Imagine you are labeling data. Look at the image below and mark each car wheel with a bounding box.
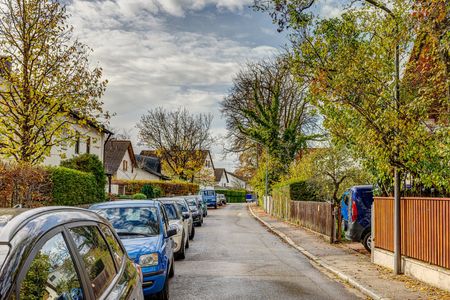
[214,204,217,209]
[197,221,202,227]
[169,258,175,278]
[176,233,186,260]
[189,225,195,240]
[362,231,372,252]
[155,275,169,300]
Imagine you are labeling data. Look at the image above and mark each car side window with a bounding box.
[99,224,125,267]
[19,233,83,300]
[160,206,169,233]
[69,226,117,298]
[343,193,350,206]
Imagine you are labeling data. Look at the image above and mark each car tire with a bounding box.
[189,226,195,240]
[176,233,186,260]
[155,275,169,300]
[197,221,202,227]
[186,236,189,249]
[214,204,217,209]
[169,259,174,278]
[362,231,372,252]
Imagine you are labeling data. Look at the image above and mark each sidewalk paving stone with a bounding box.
[249,204,450,300]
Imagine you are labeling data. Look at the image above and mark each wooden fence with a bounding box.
[290,201,334,238]
[374,197,450,269]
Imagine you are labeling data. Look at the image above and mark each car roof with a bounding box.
[350,185,373,191]
[0,206,103,243]
[90,200,159,209]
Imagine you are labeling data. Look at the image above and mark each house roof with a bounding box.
[214,168,228,183]
[226,171,246,183]
[135,155,170,180]
[104,140,136,175]
[69,111,113,135]
[140,149,214,168]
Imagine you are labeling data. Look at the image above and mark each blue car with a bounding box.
[200,188,218,208]
[91,200,176,299]
[341,185,374,251]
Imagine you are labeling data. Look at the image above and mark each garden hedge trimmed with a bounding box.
[215,189,247,203]
[113,180,199,197]
[273,179,319,202]
[49,167,99,206]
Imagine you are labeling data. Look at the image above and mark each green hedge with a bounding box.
[113,180,199,197]
[49,167,99,206]
[132,193,147,199]
[215,189,247,203]
[289,181,319,201]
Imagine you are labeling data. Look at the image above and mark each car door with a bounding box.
[160,205,174,266]
[16,227,92,300]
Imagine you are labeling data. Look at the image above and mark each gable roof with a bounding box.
[135,154,170,180]
[104,140,136,175]
[140,149,214,168]
[214,168,228,183]
[226,171,246,183]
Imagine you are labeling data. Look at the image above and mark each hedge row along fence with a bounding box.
[215,189,247,203]
[0,164,102,208]
[112,180,199,197]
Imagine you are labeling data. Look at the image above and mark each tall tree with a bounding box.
[137,107,213,181]
[0,0,108,165]
[221,57,321,181]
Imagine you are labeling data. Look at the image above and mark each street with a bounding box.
[171,204,360,300]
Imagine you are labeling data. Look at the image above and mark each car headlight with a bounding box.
[139,253,159,267]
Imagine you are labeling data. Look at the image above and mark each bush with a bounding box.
[49,167,98,206]
[113,180,199,196]
[61,154,106,201]
[215,189,247,203]
[141,184,163,199]
[273,179,319,202]
[132,193,147,199]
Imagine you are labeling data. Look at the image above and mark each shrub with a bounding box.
[61,154,106,201]
[141,184,163,199]
[113,180,199,196]
[273,179,319,202]
[215,189,247,203]
[132,193,147,199]
[49,167,98,206]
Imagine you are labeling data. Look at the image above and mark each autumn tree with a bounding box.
[221,57,321,184]
[137,107,213,182]
[0,0,108,165]
[255,0,450,194]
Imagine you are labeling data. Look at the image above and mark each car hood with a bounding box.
[121,236,162,261]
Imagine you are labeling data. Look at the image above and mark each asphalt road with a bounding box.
[170,204,361,300]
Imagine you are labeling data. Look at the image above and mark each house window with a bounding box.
[74,135,80,154]
[123,160,128,171]
[86,137,91,154]
[205,160,210,168]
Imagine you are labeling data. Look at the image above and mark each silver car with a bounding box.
[157,197,195,240]
[161,201,189,259]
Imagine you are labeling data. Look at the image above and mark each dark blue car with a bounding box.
[91,200,176,300]
[341,185,374,251]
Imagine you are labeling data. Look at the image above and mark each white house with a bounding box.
[42,113,113,166]
[214,168,229,188]
[214,168,247,189]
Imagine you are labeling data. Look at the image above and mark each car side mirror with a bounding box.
[182,213,189,220]
[167,227,177,238]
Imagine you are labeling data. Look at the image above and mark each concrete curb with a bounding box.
[248,204,389,300]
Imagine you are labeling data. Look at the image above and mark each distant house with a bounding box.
[214,168,247,189]
[43,112,113,166]
[135,154,170,181]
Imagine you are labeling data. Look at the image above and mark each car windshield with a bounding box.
[95,207,159,237]
[176,202,189,213]
[186,199,197,206]
[202,190,215,196]
[163,203,179,220]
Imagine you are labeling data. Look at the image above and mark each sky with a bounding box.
[67,0,342,171]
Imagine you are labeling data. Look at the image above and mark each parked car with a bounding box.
[161,201,189,259]
[217,193,227,205]
[185,197,203,226]
[246,193,256,203]
[158,197,195,240]
[186,195,207,217]
[90,200,176,299]
[0,207,144,300]
[341,185,374,251]
[200,188,218,209]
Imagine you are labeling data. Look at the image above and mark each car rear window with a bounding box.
[163,204,179,220]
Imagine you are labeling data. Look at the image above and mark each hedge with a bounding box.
[215,189,247,203]
[273,179,319,202]
[49,167,99,206]
[113,180,199,197]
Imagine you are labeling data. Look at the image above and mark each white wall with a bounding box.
[218,173,228,187]
[134,168,161,181]
[114,149,135,180]
[227,173,247,189]
[43,123,106,166]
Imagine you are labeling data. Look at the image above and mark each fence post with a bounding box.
[331,203,335,244]
[371,202,375,263]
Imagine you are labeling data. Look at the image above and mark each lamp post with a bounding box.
[365,0,402,275]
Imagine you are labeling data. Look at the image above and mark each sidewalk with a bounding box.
[249,204,450,300]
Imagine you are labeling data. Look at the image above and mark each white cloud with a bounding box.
[68,0,276,169]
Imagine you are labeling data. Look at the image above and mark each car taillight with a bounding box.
[352,202,358,222]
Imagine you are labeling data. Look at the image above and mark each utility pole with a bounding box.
[365,0,402,274]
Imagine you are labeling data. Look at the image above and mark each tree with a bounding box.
[137,107,213,181]
[0,0,108,165]
[221,57,321,183]
[255,0,450,194]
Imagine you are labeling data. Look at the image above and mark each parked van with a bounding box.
[341,185,374,251]
[200,188,218,209]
